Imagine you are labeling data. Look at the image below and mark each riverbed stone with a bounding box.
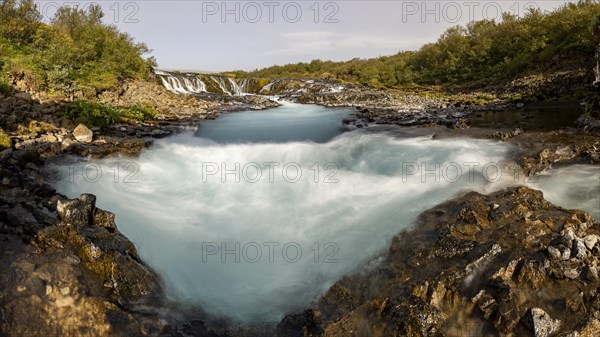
[585,235,599,250]
[278,187,600,336]
[528,307,561,337]
[72,124,93,143]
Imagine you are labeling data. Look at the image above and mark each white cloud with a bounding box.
[266,31,430,57]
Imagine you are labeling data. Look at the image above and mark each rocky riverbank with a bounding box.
[0,82,218,336]
[277,186,600,336]
[1,73,600,337]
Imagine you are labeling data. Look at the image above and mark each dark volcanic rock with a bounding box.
[277,187,600,337]
[2,74,600,337]
[507,130,600,175]
[0,145,187,337]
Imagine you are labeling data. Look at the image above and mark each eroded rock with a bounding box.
[72,124,93,143]
[277,187,600,337]
[527,307,561,337]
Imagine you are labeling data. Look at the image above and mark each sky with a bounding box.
[35,0,578,72]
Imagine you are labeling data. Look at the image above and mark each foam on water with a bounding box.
[528,165,600,219]
[50,104,600,324]
[52,131,518,323]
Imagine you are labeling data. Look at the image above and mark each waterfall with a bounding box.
[227,77,242,96]
[154,70,253,96]
[594,48,600,86]
[155,71,208,94]
[208,75,232,95]
[182,77,207,93]
[237,78,251,95]
[261,82,274,93]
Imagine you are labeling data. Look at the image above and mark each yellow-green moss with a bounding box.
[0,128,12,149]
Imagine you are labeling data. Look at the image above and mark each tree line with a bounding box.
[232,1,600,88]
[0,0,155,95]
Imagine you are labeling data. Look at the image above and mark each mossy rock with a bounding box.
[0,128,12,149]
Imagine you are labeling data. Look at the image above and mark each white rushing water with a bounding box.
[210,76,232,95]
[529,165,600,219]
[155,71,250,96]
[158,74,207,94]
[50,103,600,324]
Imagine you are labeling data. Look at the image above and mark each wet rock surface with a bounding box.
[288,88,500,129]
[1,74,599,336]
[215,94,281,113]
[507,130,600,175]
[276,187,600,337]
[0,86,226,336]
[0,148,174,336]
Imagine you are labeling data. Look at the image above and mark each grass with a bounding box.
[0,76,13,96]
[64,101,158,127]
[0,128,12,149]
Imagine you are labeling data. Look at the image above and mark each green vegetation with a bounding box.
[0,0,156,94]
[118,103,158,123]
[0,128,11,148]
[0,73,12,96]
[64,101,157,127]
[233,1,600,88]
[0,1,159,124]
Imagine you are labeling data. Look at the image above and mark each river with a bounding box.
[50,101,600,324]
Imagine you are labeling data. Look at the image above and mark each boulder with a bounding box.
[56,194,96,228]
[14,92,32,101]
[72,124,93,143]
[528,308,561,337]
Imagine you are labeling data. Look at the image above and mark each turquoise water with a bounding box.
[195,101,352,143]
[50,102,599,324]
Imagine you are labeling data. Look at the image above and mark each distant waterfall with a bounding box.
[155,70,249,96]
[155,70,208,94]
[238,78,251,94]
[227,77,245,96]
[208,76,232,95]
[595,45,600,86]
[595,23,600,86]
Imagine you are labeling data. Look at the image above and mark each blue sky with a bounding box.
[35,1,576,72]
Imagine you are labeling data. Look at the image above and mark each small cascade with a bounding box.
[155,70,254,96]
[594,23,600,86]
[594,48,600,86]
[237,78,251,95]
[208,76,232,95]
[227,77,245,96]
[155,71,208,94]
[261,82,274,93]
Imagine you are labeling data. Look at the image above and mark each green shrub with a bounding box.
[64,101,157,127]
[0,75,13,96]
[0,128,12,149]
[236,2,600,88]
[118,103,157,123]
[0,81,12,96]
[64,101,120,127]
[584,98,600,118]
[0,2,155,94]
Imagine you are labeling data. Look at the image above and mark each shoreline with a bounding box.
[1,80,599,336]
